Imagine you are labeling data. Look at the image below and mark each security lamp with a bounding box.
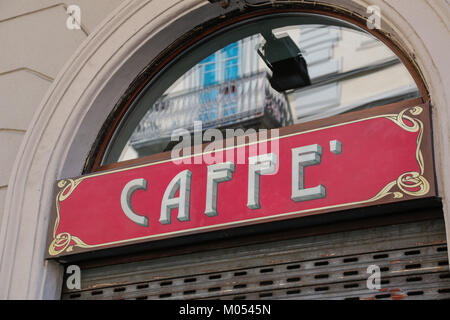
[257,31,311,92]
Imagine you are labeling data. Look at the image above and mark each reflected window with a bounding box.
[101,14,420,165]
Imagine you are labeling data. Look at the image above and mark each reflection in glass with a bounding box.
[107,19,419,164]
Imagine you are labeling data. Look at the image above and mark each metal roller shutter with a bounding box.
[63,218,449,300]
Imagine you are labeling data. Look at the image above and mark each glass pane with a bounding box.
[103,14,419,165]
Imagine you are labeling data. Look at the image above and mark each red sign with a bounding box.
[47,103,435,258]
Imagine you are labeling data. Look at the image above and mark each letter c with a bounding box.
[120,178,149,227]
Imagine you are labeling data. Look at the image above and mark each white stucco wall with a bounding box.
[0,0,125,227]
